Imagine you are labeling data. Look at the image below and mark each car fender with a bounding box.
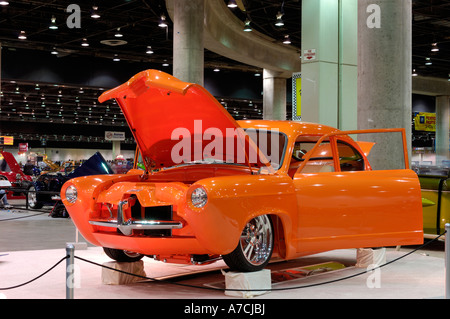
[184,174,297,255]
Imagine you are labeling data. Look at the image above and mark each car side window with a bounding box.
[289,138,335,176]
[337,141,365,172]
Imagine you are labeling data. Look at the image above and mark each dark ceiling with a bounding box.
[1,0,448,77]
[0,0,449,149]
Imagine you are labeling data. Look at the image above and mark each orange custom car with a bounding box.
[61,70,423,272]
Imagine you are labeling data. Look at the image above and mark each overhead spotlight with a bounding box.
[275,12,284,27]
[91,6,100,19]
[283,35,291,44]
[243,19,252,32]
[18,31,27,40]
[431,42,439,52]
[113,54,120,62]
[114,28,123,38]
[227,0,238,8]
[51,47,59,55]
[213,67,220,72]
[146,46,154,54]
[49,16,58,30]
[81,38,89,47]
[425,57,432,66]
[412,69,418,77]
[158,15,168,28]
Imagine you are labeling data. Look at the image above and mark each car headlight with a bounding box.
[65,185,78,204]
[191,187,207,208]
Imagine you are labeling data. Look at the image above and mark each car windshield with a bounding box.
[166,128,287,171]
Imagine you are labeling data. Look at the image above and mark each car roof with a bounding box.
[237,120,339,139]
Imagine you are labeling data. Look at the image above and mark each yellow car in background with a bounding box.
[417,167,450,237]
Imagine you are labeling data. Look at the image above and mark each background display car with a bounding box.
[28,152,114,210]
[415,166,450,237]
[0,151,32,199]
[61,70,423,272]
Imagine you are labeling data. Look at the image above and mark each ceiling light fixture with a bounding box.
[425,57,432,66]
[412,69,418,77]
[49,16,58,30]
[431,42,439,52]
[113,54,120,62]
[51,47,58,55]
[91,6,100,19]
[283,35,291,44]
[158,15,168,28]
[81,38,89,47]
[227,0,238,8]
[243,19,252,32]
[18,31,27,40]
[213,67,220,72]
[275,12,284,27]
[114,28,123,38]
[146,46,154,54]
[0,1,9,5]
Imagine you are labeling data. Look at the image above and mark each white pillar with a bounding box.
[172,0,204,85]
[263,69,287,120]
[436,96,450,165]
[358,0,412,169]
[112,140,121,160]
[301,0,357,130]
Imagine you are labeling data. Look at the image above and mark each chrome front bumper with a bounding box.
[89,199,183,236]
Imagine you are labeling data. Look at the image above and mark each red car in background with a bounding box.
[0,151,32,199]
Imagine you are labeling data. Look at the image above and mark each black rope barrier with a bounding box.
[0,231,446,293]
[0,256,68,290]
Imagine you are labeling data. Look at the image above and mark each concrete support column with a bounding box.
[112,140,121,160]
[301,0,357,130]
[436,96,450,165]
[358,0,412,169]
[172,0,204,85]
[263,69,287,120]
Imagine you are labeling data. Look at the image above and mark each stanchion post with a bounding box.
[66,243,75,299]
[446,224,450,299]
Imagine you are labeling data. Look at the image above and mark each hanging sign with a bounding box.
[105,131,126,141]
[414,112,435,132]
[0,136,14,145]
[19,143,28,153]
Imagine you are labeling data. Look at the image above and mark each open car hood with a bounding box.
[1,151,25,176]
[99,70,268,171]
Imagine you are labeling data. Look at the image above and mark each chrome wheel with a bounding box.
[223,214,274,272]
[27,185,43,209]
[240,215,273,266]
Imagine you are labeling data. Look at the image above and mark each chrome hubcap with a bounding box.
[28,187,36,205]
[123,250,141,258]
[239,215,273,266]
